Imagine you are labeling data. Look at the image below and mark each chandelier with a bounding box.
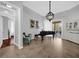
[46,1,54,21]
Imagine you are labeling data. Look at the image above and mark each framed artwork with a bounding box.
[30,20,35,28]
[66,22,73,30]
[36,21,39,28]
[66,20,79,34]
[69,22,72,29]
[74,22,77,29]
[66,22,68,30]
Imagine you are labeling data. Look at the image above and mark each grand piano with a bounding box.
[36,31,56,41]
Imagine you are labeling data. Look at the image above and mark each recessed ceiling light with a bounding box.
[6,4,12,8]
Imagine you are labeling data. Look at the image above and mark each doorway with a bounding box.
[0,2,16,48]
[52,21,62,37]
[0,2,23,49]
[8,19,15,45]
[1,16,15,48]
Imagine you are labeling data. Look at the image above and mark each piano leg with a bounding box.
[53,34,54,39]
[41,36,44,41]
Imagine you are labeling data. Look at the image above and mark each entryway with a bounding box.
[52,21,62,38]
[0,9,15,48]
[0,2,22,49]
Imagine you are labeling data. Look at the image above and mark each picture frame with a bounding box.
[74,22,77,29]
[69,22,72,29]
[66,21,79,32]
[36,21,39,29]
[30,20,35,28]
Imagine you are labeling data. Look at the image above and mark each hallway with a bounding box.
[0,37,79,58]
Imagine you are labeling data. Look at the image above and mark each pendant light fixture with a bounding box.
[46,1,54,21]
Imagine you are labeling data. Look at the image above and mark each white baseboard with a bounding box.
[18,46,23,49]
[62,38,79,44]
[14,43,23,49]
[14,43,18,47]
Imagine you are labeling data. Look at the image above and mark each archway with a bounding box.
[0,2,23,49]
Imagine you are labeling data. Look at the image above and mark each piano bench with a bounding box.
[34,34,39,40]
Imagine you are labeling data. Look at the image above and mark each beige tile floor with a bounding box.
[0,37,79,58]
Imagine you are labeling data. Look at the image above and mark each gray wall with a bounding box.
[55,5,79,44]
[9,2,45,49]
[22,6,44,39]
[2,16,8,40]
[0,16,3,42]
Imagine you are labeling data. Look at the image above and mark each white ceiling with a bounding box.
[23,1,79,17]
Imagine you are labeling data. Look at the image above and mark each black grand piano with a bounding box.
[35,31,56,41]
